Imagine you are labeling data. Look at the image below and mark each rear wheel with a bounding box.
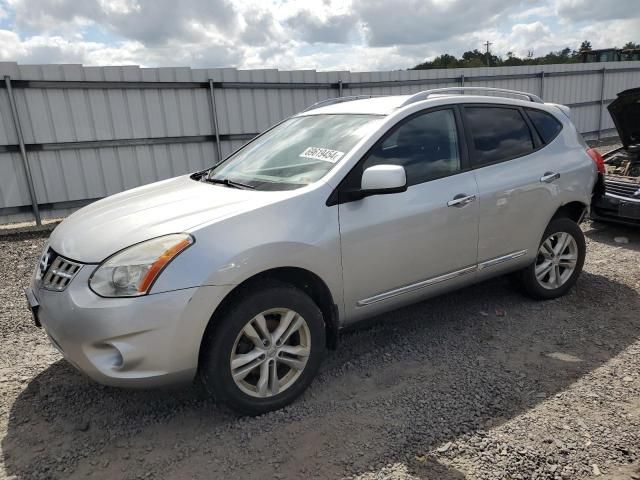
[520,218,586,300]
[200,281,326,415]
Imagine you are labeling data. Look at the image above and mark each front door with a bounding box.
[337,107,479,322]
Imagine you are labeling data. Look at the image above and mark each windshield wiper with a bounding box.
[204,177,256,190]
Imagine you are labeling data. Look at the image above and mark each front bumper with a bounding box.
[28,266,233,388]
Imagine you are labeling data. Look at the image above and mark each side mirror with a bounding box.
[360,164,407,195]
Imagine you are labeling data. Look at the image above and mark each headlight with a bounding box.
[89,234,194,297]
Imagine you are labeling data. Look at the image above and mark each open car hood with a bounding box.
[608,87,640,148]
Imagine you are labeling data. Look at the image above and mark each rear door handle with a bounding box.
[540,172,561,183]
[447,194,476,207]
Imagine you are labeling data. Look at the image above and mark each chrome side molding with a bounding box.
[477,249,527,270]
[357,265,477,306]
[357,250,528,307]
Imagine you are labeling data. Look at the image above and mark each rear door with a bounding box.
[461,104,562,271]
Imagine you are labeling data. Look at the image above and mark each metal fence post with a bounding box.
[208,79,223,164]
[4,75,41,225]
[597,67,606,140]
[539,71,545,100]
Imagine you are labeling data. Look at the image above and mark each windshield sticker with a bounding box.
[299,147,344,163]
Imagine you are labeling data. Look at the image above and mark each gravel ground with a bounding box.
[1,192,639,478]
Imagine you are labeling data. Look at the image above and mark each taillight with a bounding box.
[587,148,605,174]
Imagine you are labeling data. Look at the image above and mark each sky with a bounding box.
[0,0,638,72]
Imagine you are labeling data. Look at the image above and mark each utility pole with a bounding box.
[484,40,492,66]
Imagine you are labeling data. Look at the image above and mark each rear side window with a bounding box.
[525,108,563,144]
[464,106,534,166]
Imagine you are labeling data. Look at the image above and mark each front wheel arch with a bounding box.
[198,279,326,414]
[198,267,339,368]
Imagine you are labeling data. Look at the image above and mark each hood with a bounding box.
[608,87,640,148]
[49,175,285,262]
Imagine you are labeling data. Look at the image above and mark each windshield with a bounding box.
[207,114,383,190]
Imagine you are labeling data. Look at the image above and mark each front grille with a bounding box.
[604,179,640,200]
[42,254,82,291]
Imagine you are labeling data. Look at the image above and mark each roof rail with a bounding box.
[302,95,389,113]
[399,87,544,107]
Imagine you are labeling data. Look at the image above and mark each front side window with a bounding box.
[362,109,461,186]
[464,106,534,166]
[208,114,383,190]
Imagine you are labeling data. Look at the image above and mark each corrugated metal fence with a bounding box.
[1,61,639,224]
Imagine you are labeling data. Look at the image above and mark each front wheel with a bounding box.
[520,217,586,300]
[199,281,326,415]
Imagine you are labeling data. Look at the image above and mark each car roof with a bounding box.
[298,93,549,116]
[299,95,411,116]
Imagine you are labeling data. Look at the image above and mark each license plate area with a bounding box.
[619,201,640,219]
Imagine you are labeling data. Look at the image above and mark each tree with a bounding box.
[580,40,592,51]
[409,40,613,70]
[503,51,524,66]
[622,41,640,50]
[431,53,459,69]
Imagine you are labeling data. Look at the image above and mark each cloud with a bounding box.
[7,0,102,32]
[556,0,639,22]
[0,0,638,72]
[0,30,95,64]
[285,10,358,44]
[0,29,243,68]
[240,9,282,46]
[510,5,554,20]
[353,0,523,46]
[8,0,239,45]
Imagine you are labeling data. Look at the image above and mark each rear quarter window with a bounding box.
[463,106,534,166]
[525,108,563,144]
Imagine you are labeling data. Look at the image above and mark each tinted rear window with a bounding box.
[464,106,534,166]
[525,108,563,144]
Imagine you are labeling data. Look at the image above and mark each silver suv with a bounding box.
[26,88,599,415]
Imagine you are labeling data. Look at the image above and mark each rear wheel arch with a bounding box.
[551,201,588,224]
[519,217,586,300]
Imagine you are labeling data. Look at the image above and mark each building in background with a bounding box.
[581,48,640,63]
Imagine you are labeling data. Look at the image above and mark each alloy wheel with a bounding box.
[535,231,579,290]
[230,308,311,398]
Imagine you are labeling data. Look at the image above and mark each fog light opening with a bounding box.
[95,343,124,370]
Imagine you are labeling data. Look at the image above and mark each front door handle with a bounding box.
[447,194,476,207]
[540,171,561,183]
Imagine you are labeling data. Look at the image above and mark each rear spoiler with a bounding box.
[547,103,571,119]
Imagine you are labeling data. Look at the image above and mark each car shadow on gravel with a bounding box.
[3,270,640,479]
[585,220,640,251]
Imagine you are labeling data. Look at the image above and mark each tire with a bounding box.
[199,280,326,415]
[520,217,586,300]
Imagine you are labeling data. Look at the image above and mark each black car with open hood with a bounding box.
[592,88,640,225]
[608,87,640,148]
